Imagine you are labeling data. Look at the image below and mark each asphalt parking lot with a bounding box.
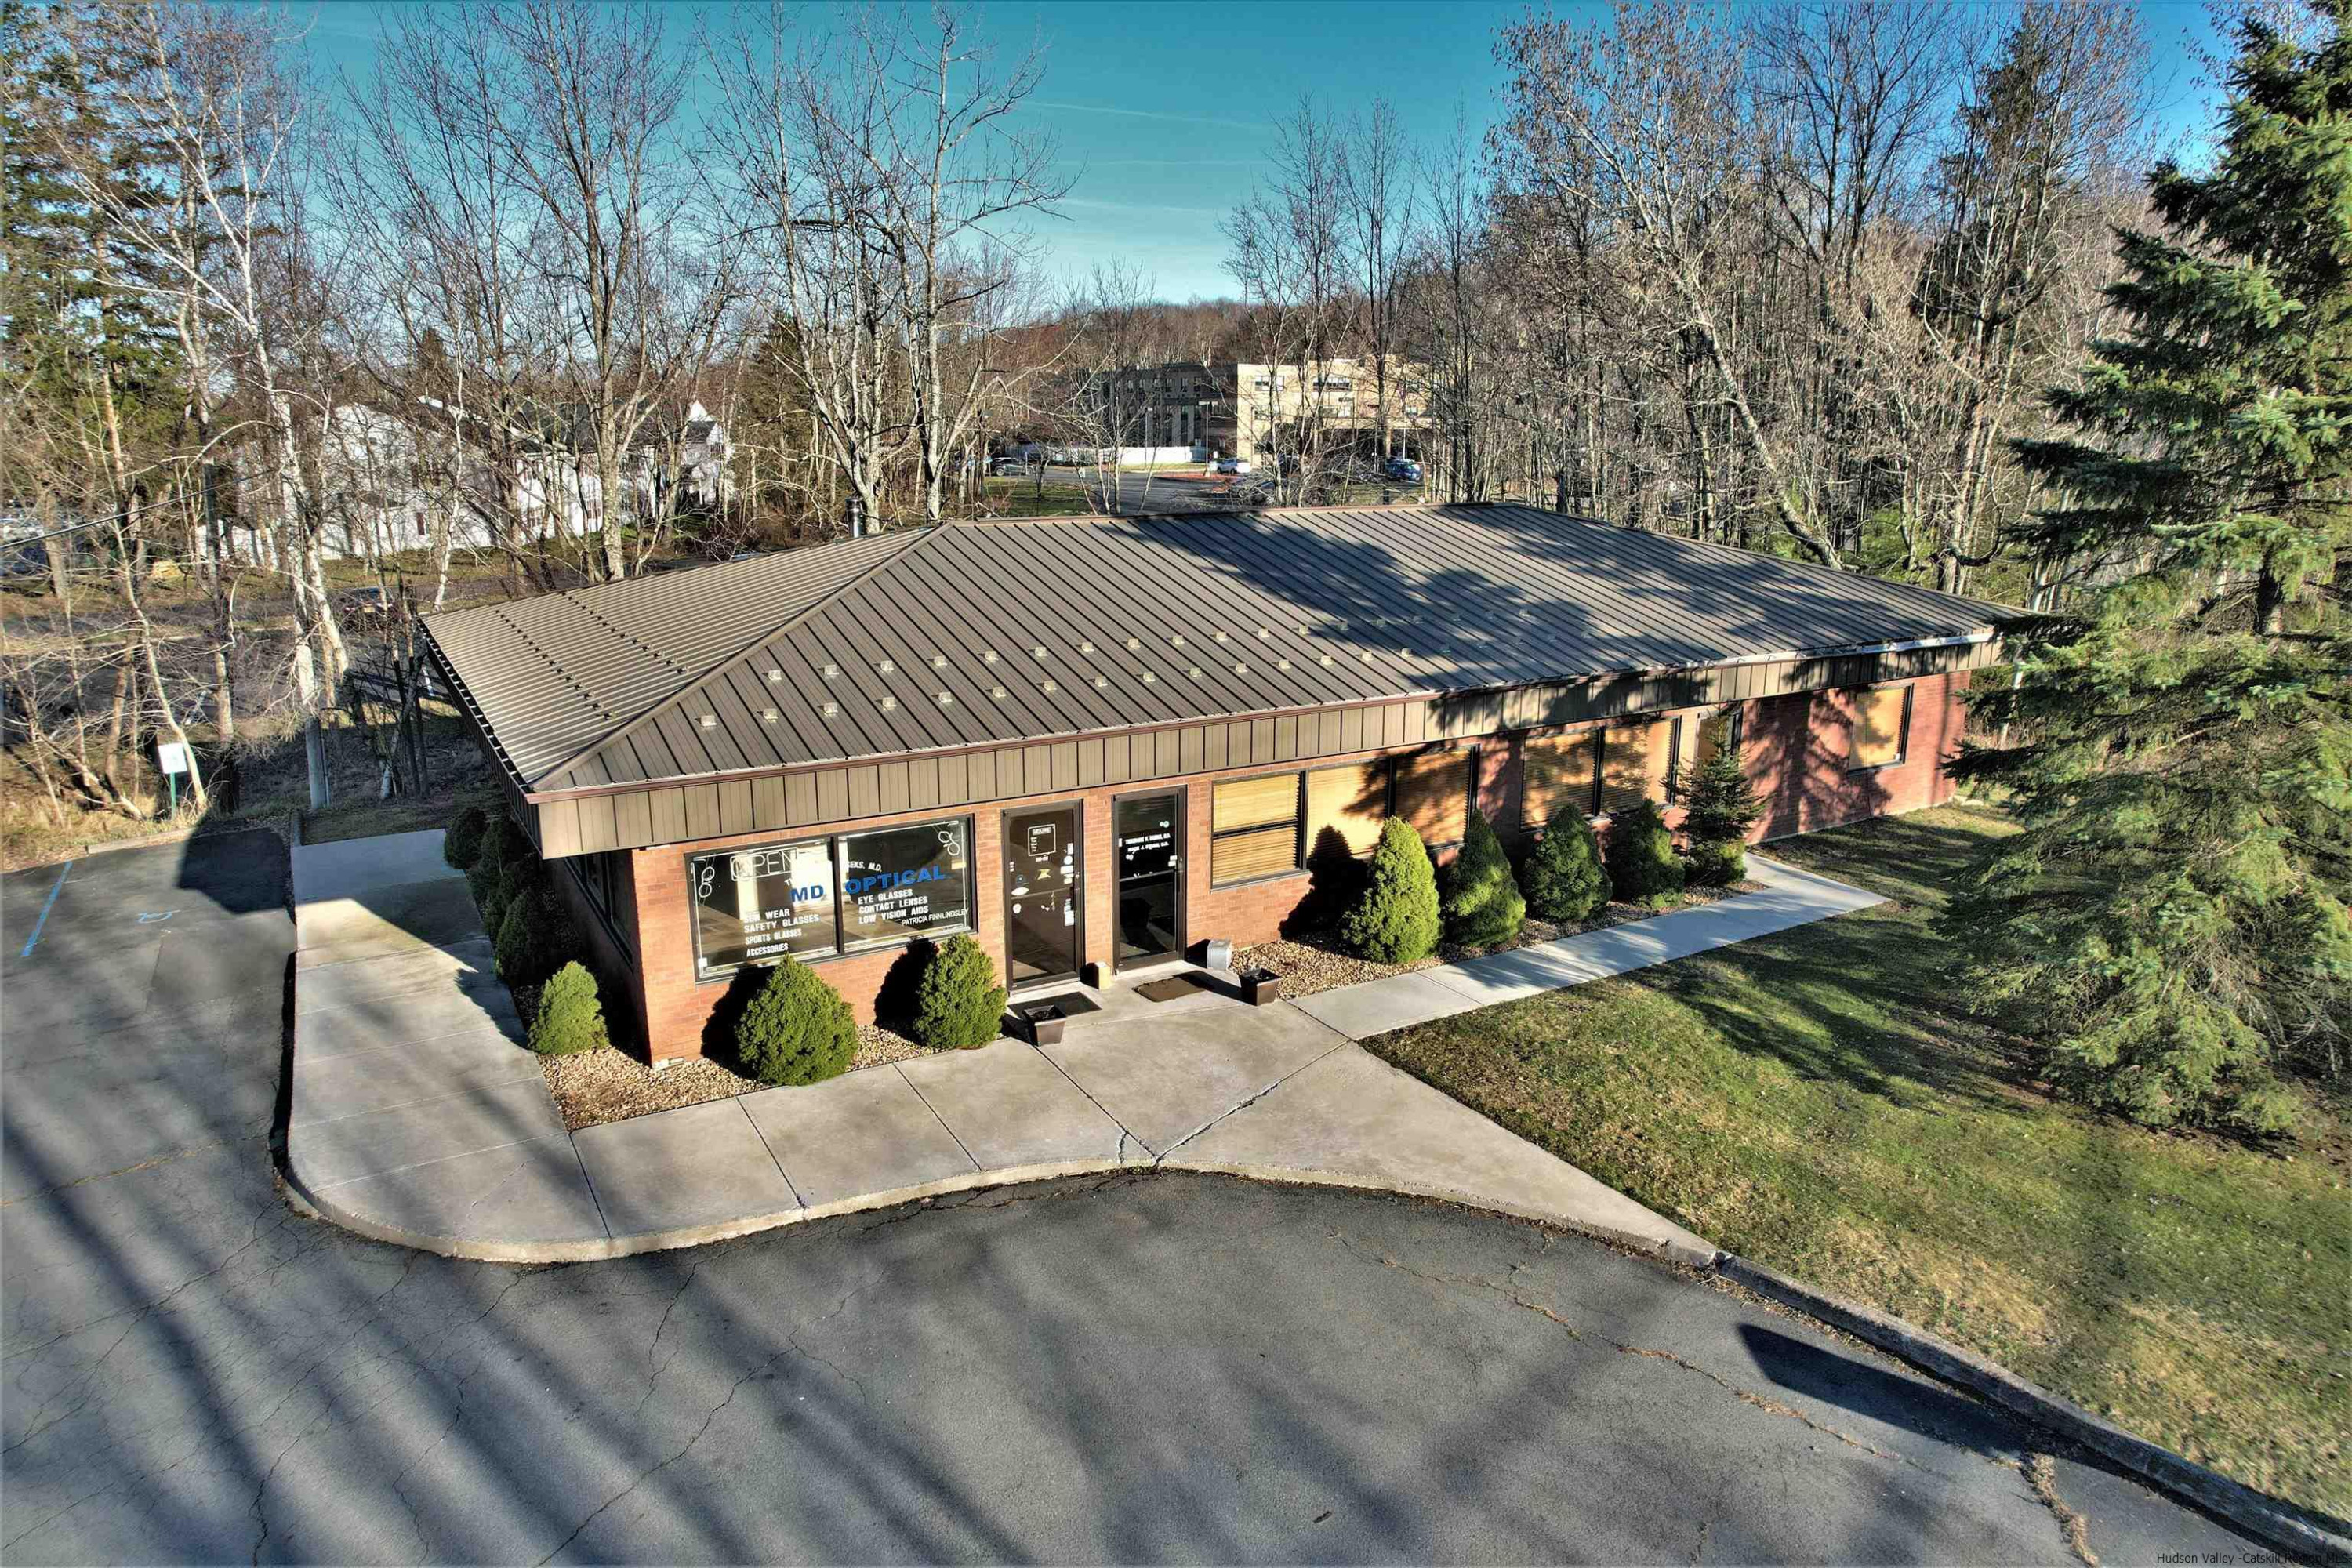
[0,832,2264,1563]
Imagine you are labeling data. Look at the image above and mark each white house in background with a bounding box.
[290,397,734,561]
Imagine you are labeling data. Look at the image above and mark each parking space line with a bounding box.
[19,862,68,958]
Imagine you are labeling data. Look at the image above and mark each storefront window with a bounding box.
[688,837,837,978]
[837,819,974,952]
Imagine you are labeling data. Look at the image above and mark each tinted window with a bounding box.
[838,819,973,952]
[688,837,837,978]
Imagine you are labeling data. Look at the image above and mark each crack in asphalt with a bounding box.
[2028,1452,2101,1566]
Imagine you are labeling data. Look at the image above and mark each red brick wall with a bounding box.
[600,673,1967,1060]
[1744,672,1966,841]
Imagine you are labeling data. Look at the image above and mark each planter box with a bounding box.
[1240,970,1283,1006]
[1025,1008,1067,1047]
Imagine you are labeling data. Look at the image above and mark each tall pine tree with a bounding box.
[1955,3,2352,1133]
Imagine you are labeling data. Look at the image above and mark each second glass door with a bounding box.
[1113,793,1183,969]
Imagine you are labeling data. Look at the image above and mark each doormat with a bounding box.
[1014,991,1102,1021]
[1134,972,1214,1003]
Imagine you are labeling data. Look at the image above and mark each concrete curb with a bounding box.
[279,1145,1712,1269]
[1715,1254,2352,1566]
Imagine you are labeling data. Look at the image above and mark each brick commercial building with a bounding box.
[423,504,2007,1062]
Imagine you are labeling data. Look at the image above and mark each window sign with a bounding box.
[689,837,837,978]
[837,819,973,952]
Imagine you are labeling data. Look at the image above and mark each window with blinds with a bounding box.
[1395,750,1472,845]
[1521,731,1600,826]
[1599,720,1668,816]
[1849,685,1911,770]
[1305,760,1388,858]
[1210,772,1302,884]
[1668,708,1739,803]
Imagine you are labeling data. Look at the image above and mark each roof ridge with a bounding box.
[519,526,938,787]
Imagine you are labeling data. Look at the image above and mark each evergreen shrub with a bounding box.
[908,935,1007,1050]
[1606,798,1686,908]
[528,961,608,1055]
[1441,808,1525,948]
[443,806,488,871]
[1520,808,1613,922]
[732,956,857,1086]
[1339,818,1442,964]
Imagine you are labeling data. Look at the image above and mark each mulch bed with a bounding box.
[1239,879,1764,1002]
[535,1020,935,1132]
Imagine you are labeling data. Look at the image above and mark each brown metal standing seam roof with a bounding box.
[422,504,2009,798]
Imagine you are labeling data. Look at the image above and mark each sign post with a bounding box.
[156,740,188,816]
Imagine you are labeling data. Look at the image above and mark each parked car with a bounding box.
[1381,456,1423,484]
[1211,456,1253,477]
[339,585,390,617]
[987,456,1029,477]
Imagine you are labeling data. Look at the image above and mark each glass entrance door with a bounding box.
[1113,793,1183,969]
[1004,805,1082,985]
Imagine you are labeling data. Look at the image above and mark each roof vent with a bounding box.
[879,695,898,712]
[699,713,717,728]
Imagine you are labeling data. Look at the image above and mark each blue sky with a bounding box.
[294,0,2237,303]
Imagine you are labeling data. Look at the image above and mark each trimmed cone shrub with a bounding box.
[909,934,1007,1050]
[444,806,488,871]
[1606,797,1686,908]
[466,818,506,906]
[1441,807,1525,948]
[1521,807,1612,922]
[733,955,857,1087]
[529,961,608,1055]
[1339,818,1442,964]
[494,886,568,988]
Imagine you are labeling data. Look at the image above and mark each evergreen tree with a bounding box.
[1521,807,1612,921]
[529,962,608,1056]
[909,935,1007,1050]
[1605,798,1686,908]
[1677,747,1762,887]
[1957,7,2352,1133]
[1440,807,1526,948]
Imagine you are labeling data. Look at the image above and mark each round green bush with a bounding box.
[1441,807,1525,948]
[494,886,568,989]
[1686,837,1746,889]
[529,961,608,1055]
[1339,818,1442,964]
[443,805,488,871]
[1606,797,1686,908]
[733,956,857,1087]
[909,935,1007,1050]
[1521,806,1613,921]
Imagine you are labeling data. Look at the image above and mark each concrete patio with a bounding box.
[283,832,1878,1265]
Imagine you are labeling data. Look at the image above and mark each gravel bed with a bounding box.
[539,1022,935,1132]
[1239,879,1767,1001]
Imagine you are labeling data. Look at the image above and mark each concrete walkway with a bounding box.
[285,835,1880,1265]
[1293,852,1884,1040]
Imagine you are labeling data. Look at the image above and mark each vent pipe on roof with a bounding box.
[845,495,866,539]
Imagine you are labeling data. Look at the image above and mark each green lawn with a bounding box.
[1363,804,2350,1520]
